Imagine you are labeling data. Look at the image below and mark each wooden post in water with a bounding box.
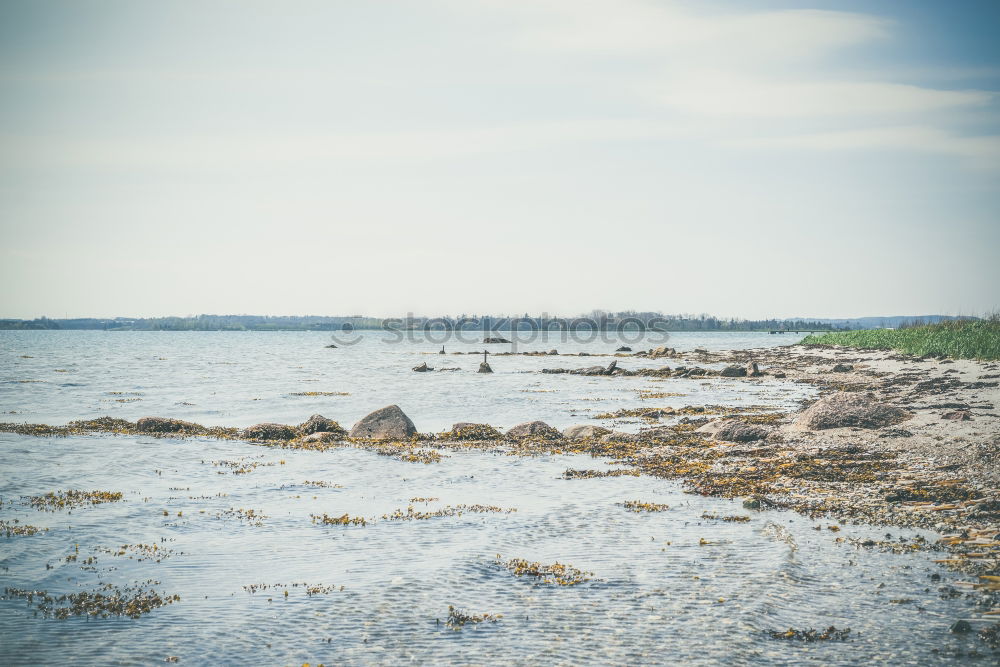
[479,349,493,373]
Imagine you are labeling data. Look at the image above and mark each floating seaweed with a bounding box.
[3,583,179,619]
[620,500,670,512]
[768,626,852,641]
[0,520,47,537]
[311,513,367,527]
[446,605,502,630]
[217,508,267,526]
[701,513,751,522]
[27,490,124,512]
[381,504,515,521]
[496,556,593,586]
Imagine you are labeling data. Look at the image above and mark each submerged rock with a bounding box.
[562,424,611,440]
[136,417,203,434]
[298,414,346,436]
[795,392,910,430]
[240,423,298,440]
[300,431,343,444]
[349,405,417,440]
[507,421,562,440]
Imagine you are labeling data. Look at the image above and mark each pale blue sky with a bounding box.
[1,0,998,319]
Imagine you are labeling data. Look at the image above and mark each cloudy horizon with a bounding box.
[1,0,998,320]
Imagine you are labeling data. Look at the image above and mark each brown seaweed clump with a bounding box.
[446,605,502,630]
[381,504,515,521]
[27,490,124,511]
[0,520,48,537]
[620,500,670,512]
[310,513,367,527]
[497,556,593,586]
[3,584,180,619]
[768,626,852,641]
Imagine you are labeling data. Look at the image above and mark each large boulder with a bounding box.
[241,423,298,440]
[715,421,771,442]
[795,392,910,430]
[562,424,611,440]
[348,405,417,440]
[507,421,562,440]
[136,417,204,434]
[298,414,346,436]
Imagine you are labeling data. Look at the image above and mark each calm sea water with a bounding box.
[0,331,983,665]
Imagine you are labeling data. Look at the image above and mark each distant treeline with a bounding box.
[0,312,845,332]
[0,312,978,332]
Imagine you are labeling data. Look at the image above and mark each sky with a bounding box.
[1,0,998,320]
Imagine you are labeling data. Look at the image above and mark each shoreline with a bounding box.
[3,342,998,646]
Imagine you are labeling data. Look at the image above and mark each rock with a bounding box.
[795,392,910,430]
[642,409,673,419]
[720,365,747,377]
[715,421,771,442]
[325,344,337,349]
[135,417,203,433]
[942,410,972,421]
[832,363,854,372]
[694,348,708,354]
[300,431,342,444]
[950,620,972,633]
[548,349,558,355]
[412,362,432,372]
[649,346,676,358]
[298,414,345,436]
[240,423,298,440]
[483,337,511,344]
[562,424,611,440]
[507,421,562,440]
[742,497,762,510]
[445,423,504,440]
[746,361,762,377]
[348,405,417,440]
[478,362,494,374]
[771,371,787,378]
[615,346,632,352]
[605,360,618,374]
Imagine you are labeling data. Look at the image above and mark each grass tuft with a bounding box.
[801,319,1000,360]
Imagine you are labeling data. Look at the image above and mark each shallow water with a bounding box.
[0,332,986,665]
[1,330,808,432]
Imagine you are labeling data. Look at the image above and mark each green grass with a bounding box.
[800,319,1000,360]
